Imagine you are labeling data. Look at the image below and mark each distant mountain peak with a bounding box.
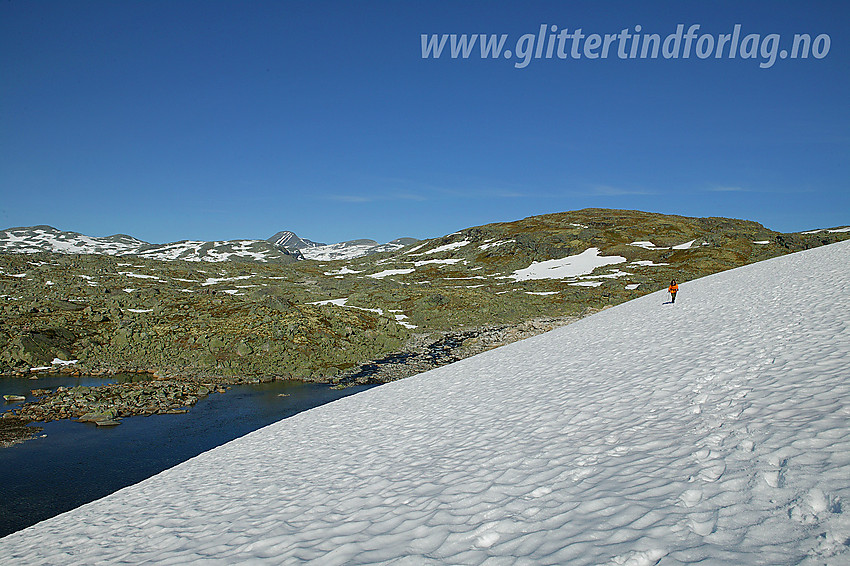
[267,231,420,261]
[266,231,325,251]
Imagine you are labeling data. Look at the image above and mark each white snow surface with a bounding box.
[801,227,850,235]
[510,248,626,281]
[366,268,415,279]
[672,240,697,250]
[324,266,363,276]
[422,240,471,255]
[118,271,161,280]
[479,239,514,250]
[3,241,850,565]
[394,314,418,329]
[629,240,698,251]
[628,241,660,249]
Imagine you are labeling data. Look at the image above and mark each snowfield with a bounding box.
[301,241,408,262]
[2,241,849,565]
[509,248,626,281]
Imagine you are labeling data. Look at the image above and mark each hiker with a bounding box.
[668,279,678,303]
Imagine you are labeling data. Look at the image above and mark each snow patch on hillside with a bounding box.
[629,240,699,251]
[479,239,514,250]
[510,248,626,281]
[308,298,417,328]
[323,266,362,276]
[801,227,850,234]
[366,268,415,279]
[672,239,696,250]
[301,240,408,261]
[422,240,471,255]
[630,259,669,267]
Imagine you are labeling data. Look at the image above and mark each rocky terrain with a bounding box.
[330,315,584,386]
[2,209,848,445]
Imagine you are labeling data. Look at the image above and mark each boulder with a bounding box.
[112,329,130,348]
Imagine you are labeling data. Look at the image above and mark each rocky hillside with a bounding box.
[299,208,849,330]
[1,209,847,383]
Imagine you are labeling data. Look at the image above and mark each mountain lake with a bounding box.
[0,375,374,537]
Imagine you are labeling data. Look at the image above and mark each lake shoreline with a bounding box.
[1,314,584,448]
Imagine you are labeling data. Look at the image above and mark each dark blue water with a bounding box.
[0,377,374,537]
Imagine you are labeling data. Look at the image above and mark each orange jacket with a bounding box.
[669,283,679,293]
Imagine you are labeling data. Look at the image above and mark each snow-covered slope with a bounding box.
[2,241,849,565]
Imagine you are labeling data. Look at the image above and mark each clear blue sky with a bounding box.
[2,1,848,244]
